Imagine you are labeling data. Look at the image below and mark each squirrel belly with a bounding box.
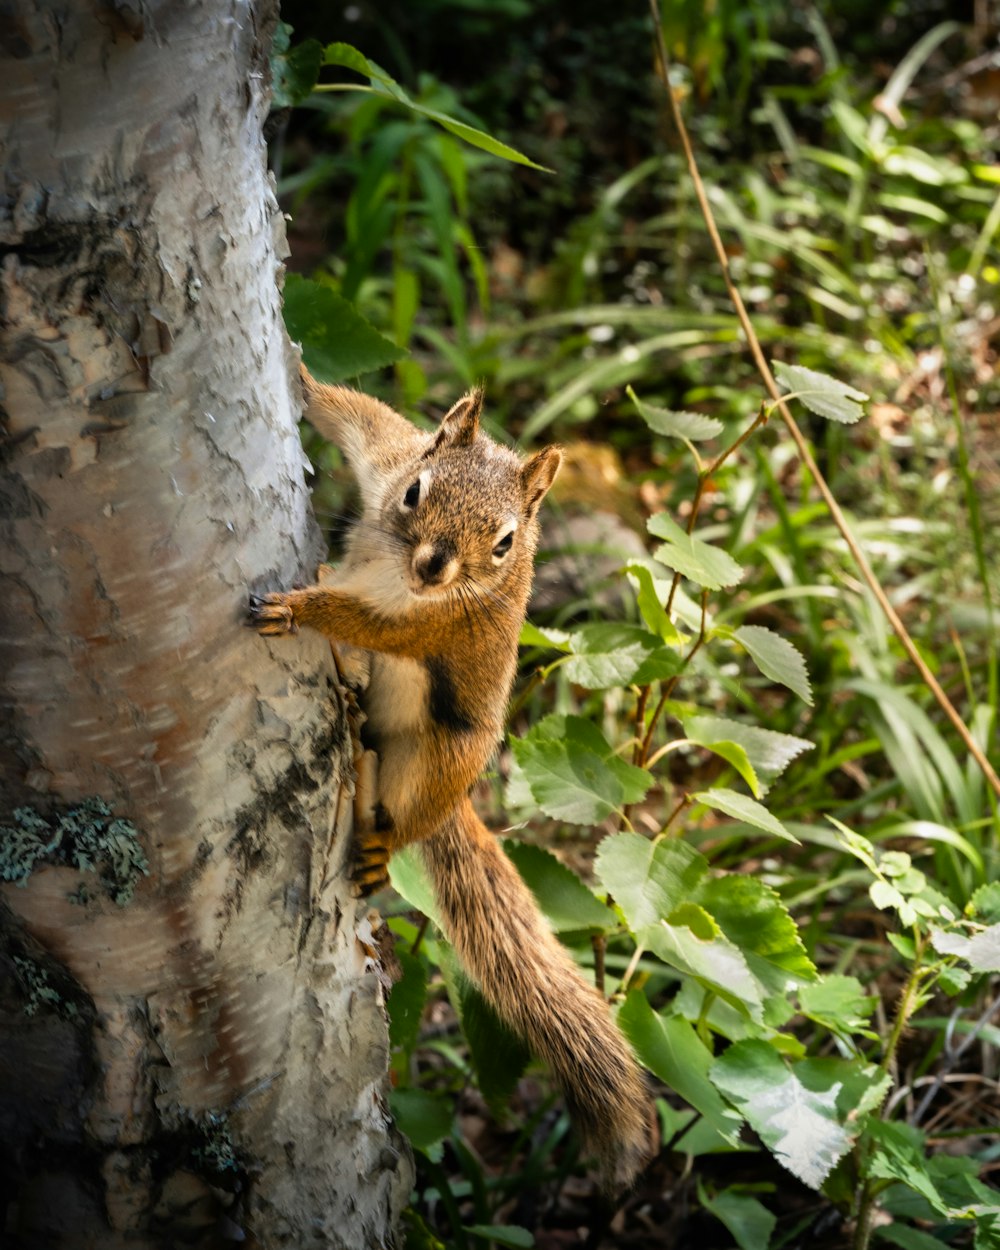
[422,799,651,1189]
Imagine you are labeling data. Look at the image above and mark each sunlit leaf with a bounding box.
[685,715,814,790]
[711,1042,890,1189]
[648,513,744,590]
[694,788,798,843]
[595,832,706,934]
[628,386,724,441]
[734,625,813,704]
[772,361,868,424]
[650,912,765,1020]
[626,562,685,644]
[930,924,1000,973]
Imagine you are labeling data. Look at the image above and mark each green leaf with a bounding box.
[618,993,744,1148]
[648,513,744,590]
[799,975,878,1037]
[519,621,572,651]
[271,26,324,109]
[733,625,813,705]
[503,840,616,933]
[463,1226,534,1249]
[649,910,764,1020]
[694,788,798,843]
[628,386,724,441]
[595,832,707,934]
[511,716,652,824]
[390,845,441,926]
[455,977,531,1114]
[711,1042,890,1189]
[390,1088,453,1152]
[970,882,1000,923]
[699,1186,777,1250]
[563,623,680,689]
[322,42,551,171]
[772,362,868,424]
[625,563,685,645]
[700,874,817,995]
[685,715,814,790]
[930,924,1000,973]
[387,948,428,1057]
[283,274,405,382]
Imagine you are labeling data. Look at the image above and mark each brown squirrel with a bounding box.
[249,367,650,1186]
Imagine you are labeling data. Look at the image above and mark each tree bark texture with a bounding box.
[0,3,411,1246]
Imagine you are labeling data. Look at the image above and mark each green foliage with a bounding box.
[275,8,1000,1245]
[0,798,149,905]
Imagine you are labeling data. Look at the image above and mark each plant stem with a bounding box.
[646,0,1000,801]
[853,935,927,1250]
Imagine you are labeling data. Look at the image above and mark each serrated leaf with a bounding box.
[694,788,798,843]
[648,513,744,590]
[511,716,652,824]
[734,625,813,705]
[503,840,616,933]
[618,992,743,1147]
[628,387,724,441]
[685,715,814,790]
[700,875,817,994]
[711,1042,889,1189]
[563,622,677,689]
[970,882,1000,923]
[649,913,764,1020]
[699,1186,777,1250]
[930,924,1000,972]
[284,274,405,381]
[595,832,707,934]
[799,975,878,1036]
[772,362,868,424]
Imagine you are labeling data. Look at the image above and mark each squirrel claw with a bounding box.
[248,592,298,636]
[351,841,391,896]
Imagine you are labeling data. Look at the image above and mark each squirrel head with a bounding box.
[376,388,562,605]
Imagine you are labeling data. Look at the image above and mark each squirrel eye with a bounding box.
[403,480,421,509]
[492,531,514,560]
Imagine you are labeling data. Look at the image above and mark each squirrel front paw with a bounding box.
[248,592,298,636]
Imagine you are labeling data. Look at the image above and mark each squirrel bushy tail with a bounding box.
[421,797,651,1188]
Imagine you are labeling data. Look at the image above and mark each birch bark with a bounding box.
[0,3,410,1245]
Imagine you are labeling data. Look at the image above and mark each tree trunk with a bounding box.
[0,3,411,1246]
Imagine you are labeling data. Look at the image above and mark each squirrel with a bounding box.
[249,366,650,1187]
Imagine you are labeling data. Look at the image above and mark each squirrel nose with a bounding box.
[413,539,457,587]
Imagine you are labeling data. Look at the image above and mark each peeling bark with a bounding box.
[0,3,411,1246]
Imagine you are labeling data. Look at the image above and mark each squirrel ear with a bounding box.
[426,386,484,455]
[521,445,562,516]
